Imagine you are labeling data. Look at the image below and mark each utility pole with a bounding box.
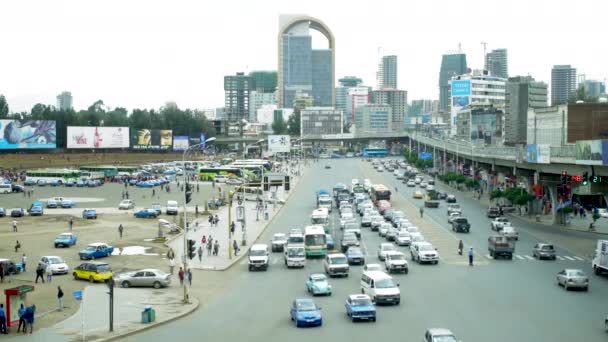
[107,278,114,332]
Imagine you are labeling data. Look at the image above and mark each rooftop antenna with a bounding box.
[457,43,462,53]
[481,41,488,70]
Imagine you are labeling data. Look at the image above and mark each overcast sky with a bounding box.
[2,0,607,113]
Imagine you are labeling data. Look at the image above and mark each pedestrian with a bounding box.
[169,257,175,275]
[178,267,184,286]
[15,240,21,253]
[233,240,239,256]
[214,214,219,227]
[152,188,156,197]
[420,207,424,218]
[46,263,53,282]
[186,268,192,286]
[24,305,35,334]
[35,263,45,283]
[213,240,219,256]
[69,217,73,231]
[231,221,236,235]
[197,245,203,262]
[12,220,17,232]
[126,190,129,199]
[212,179,215,188]
[57,286,64,311]
[195,205,199,217]
[17,304,25,333]
[202,235,207,246]
[196,183,200,193]
[21,253,26,272]
[0,304,6,334]
[468,247,474,266]
[118,224,124,238]
[208,214,213,227]
[207,240,212,256]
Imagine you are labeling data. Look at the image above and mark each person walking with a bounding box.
[233,240,239,256]
[69,217,73,231]
[201,235,207,246]
[24,305,35,334]
[206,240,212,256]
[12,220,18,232]
[46,263,53,283]
[197,245,203,263]
[17,304,25,333]
[15,240,21,253]
[195,205,199,217]
[196,183,200,193]
[468,247,474,266]
[231,221,236,236]
[118,224,124,239]
[21,254,27,272]
[214,214,220,228]
[419,207,424,218]
[168,257,175,275]
[178,267,184,286]
[458,240,464,255]
[35,263,45,283]
[0,304,6,334]
[208,214,213,227]
[213,240,219,256]
[57,286,64,311]
[186,268,192,286]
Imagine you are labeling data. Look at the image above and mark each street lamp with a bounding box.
[180,136,215,304]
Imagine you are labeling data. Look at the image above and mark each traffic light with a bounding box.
[185,182,193,204]
[582,171,589,185]
[187,239,196,259]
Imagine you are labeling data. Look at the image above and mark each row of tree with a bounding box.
[0,95,215,148]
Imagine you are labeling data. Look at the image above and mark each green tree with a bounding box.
[271,116,287,134]
[0,95,8,118]
[287,108,301,136]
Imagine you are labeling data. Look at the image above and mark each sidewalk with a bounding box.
[166,166,304,271]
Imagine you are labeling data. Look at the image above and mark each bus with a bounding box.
[370,184,391,204]
[227,163,264,178]
[116,166,138,175]
[80,166,118,177]
[311,208,331,233]
[25,169,81,184]
[233,159,272,171]
[198,167,244,181]
[304,225,327,257]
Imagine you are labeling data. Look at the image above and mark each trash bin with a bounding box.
[141,306,153,324]
[149,308,156,322]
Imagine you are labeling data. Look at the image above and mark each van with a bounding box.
[0,184,11,194]
[360,271,400,305]
[166,200,179,215]
[248,244,269,271]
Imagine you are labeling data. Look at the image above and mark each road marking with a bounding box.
[573,256,585,261]
[515,254,525,260]
[556,256,565,260]
[564,256,576,261]
[524,255,535,260]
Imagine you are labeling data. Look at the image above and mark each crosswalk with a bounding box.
[484,254,586,262]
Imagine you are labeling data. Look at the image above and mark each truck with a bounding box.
[316,189,333,212]
[488,235,515,259]
[451,217,471,233]
[424,190,440,208]
[592,240,608,275]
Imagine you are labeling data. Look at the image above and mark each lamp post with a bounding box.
[181,136,215,304]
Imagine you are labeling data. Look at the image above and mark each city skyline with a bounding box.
[2,0,607,113]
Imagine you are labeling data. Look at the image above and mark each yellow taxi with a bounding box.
[413,191,424,199]
[73,262,113,282]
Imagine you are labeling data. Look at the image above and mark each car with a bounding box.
[290,298,322,327]
[0,208,5,217]
[413,191,423,199]
[437,192,448,200]
[324,253,349,277]
[115,269,171,288]
[396,218,411,229]
[60,199,76,208]
[118,200,135,210]
[598,208,608,219]
[445,194,457,203]
[37,180,47,186]
[28,203,44,216]
[363,263,382,272]
[78,242,114,260]
[447,212,460,224]
[46,199,58,208]
[324,165,331,169]
[491,217,511,231]
[557,269,589,291]
[82,209,97,219]
[214,175,229,183]
[377,243,396,261]
[500,226,519,240]
[426,185,435,192]
[73,262,112,283]
[361,215,372,227]
[386,227,399,241]
[151,204,162,215]
[54,233,77,248]
[24,179,36,186]
[225,177,244,185]
[284,245,306,268]
[341,233,360,252]
[10,208,25,217]
[451,217,471,233]
[420,181,428,188]
[0,259,20,275]
[410,241,439,264]
[271,233,288,252]
[345,294,376,322]
[406,180,416,187]
[39,256,69,275]
[306,274,332,296]
[376,167,384,172]
[325,234,334,250]
[396,231,412,246]
[346,247,365,265]
[532,243,556,260]
[65,180,75,187]
[343,222,361,238]
[248,244,269,271]
[134,208,160,218]
[446,204,461,216]
[371,215,384,231]
[424,328,459,342]
[384,251,408,274]
[487,206,501,218]
[166,200,179,215]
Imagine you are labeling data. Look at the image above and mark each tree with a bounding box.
[0,95,8,118]
[287,109,301,136]
[271,116,287,134]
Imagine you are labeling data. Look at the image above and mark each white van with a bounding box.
[248,244,269,271]
[360,271,400,305]
[284,245,306,268]
[0,184,12,194]
[166,200,179,215]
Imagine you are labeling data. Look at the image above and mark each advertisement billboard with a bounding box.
[0,120,57,149]
[173,136,189,151]
[268,135,291,153]
[67,126,130,149]
[451,80,471,97]
[575,140,603,165]
[131,129,173,151]
[538,144,551,164]
[526,144,538,163]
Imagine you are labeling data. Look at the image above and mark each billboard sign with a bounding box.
[451,80,471,97]
[0,120,56,149]
[419,152,432,160]
[537,144,550,164]
[131,129,173,151]
[173,136,189,151]
[526,144,538,163]
[67,126,130,149]
[575,140,603,165]
[268,135,291,153]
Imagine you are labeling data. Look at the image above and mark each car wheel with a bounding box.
[73,273,78,280]
[361,288,364,294]
[153,281,162,289]
[372,317,376,322]
[404,268,409,274]
[54,244,58,248]
[564,284,569,291]
[89,276,95,283]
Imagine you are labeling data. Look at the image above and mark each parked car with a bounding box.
[60,199,76,208]
[290,298,322,327]
[134,208,160,219]
[39,256,69,275]
[0,208,5,217]
[28,203,44,216]
[54,233,77,248]
[532,243,556,260]
[115,269,171,288]
[118,200,135,210]
[10,208,25,217]
[345,294,376,322]
[78,243,114,260]
[151,204,162,215]
[306,273,332,296]
[73,262,112,283]
[82,209,97,219]
[46,199,58,208]
[345,247,365,265]
[557,269,589,291]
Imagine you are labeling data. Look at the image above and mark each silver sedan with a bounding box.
[116,269,172,289]
[557,269,589,291]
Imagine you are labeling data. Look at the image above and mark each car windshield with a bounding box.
[542,245,554,250]
[330,257,347,264]
[382,245,395,251]
[311,217,327,224]
[85,246,98,251]
[419,245,434,251]
[306,235,326,245]
[433,335,457,342]
[345,223,358,230]
[568,270,585,277]
[455,218,468,223]
[311,276,326,283]
[348,248,362,255]
[352,297,373,306]
[288,249,305,257]
[58,234,71,239]
[273,235,286,241]
[97,264,111,272]
[343,235,357,243]
[375,278,396,288]
[296,301,317,311]
[389,254,405,260]
[288,236,304,244]
[249,249,266,257]
[398,232,410,238]
[408,227,419,233]
[48,257,64,264]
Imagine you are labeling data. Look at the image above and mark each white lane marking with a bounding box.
[525,255,535,260]
[556,256,565,260]
[515,255,525,260]
[573,256,585,261]
[564,256,576,261]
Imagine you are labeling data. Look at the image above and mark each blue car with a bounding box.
[50,180,62,187]
[136,181,154,188]
[86,180,96,187]
[55,233,78,248]
[306,274,332,296]
[346,246,365,265]
[46,200,58,208]
[10,208,25,217]
[0,208,5,217]
[345,294,376,322]
[37,180,47,186]
[24,179,36,186]
[60,200,76,208]
[76,180,85,187]
[65,180,75,187]
[290,298,322,327]
[28,202,44,216]
[79,243,114,260]
[134,208,159,218]
[82,209,97,219]
[326,234,334,250]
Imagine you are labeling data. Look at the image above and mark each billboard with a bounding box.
[451,80,471,97]
[268,135,291,153]
[575,140,603,165]
[131,129,173,151]
[450,80,471,136]
[0,120,56,149]
[419,152,432,160]
[173,136,189,151]
[67,126,130,149]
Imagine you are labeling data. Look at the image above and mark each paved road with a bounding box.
[126,158,608,342]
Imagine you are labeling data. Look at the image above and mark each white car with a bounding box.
[363,263,382,272]
[361,215,373,227]
[379,223,392,237]
[214,175,229,183]
[371,216,384,230]
[118,200,135,210]
[410,242,439,264]
[409,232,425,244]
[395,231,412,246]
[414,178,421,184]
[406,180,416,187]
[447,212,461,224]
[406,226,420,234]
[420,181,428,189]
[377,167,384,172]
[40,256,69,275]
[426,185,435,191]
[377,243,396,261]
[598,208,608,218]
[491,217,511,231]
[385,227,399,241]
[384,251,409,274]
[271,233,288,252]
[500,226,519,240]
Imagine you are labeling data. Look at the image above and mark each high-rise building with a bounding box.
[345,87,369,124]
[504,76,548,145]
[300,107,343,137]
[371,89,407,132]
[579,79,606,99]
[293,91,314,111]
[377,55,398,90]
[278,15,335,108]
[249,71,277,93]
[551,65,577,105]
[484,49,508,78]
[439,53,468,112]
[56,91,73,110]
[224,72,252,128]
[409,100,435,116]
[355,104,392,133]
[249,91,277,122]
[336,76,363,115]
